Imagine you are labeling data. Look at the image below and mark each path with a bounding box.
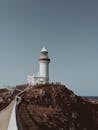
[0,101,14,130]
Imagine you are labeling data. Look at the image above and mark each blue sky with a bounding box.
[0,0,98,96]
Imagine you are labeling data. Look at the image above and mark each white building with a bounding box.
[27,47,50,85]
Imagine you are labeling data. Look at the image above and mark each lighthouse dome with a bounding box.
[41,46,48,53]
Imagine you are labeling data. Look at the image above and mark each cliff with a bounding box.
[15,84,98,130]
[0,88,13,111]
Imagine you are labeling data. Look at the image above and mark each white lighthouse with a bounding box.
[38,47,50,83]
[27,46,50,85]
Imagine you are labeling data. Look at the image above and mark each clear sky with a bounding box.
[0,0,98,96]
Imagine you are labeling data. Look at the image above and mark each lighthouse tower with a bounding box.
[27,46,50,85]
[39,47,50,83]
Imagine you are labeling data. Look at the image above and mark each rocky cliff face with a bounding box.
[0,88,13,111]
[15,84,98,130]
